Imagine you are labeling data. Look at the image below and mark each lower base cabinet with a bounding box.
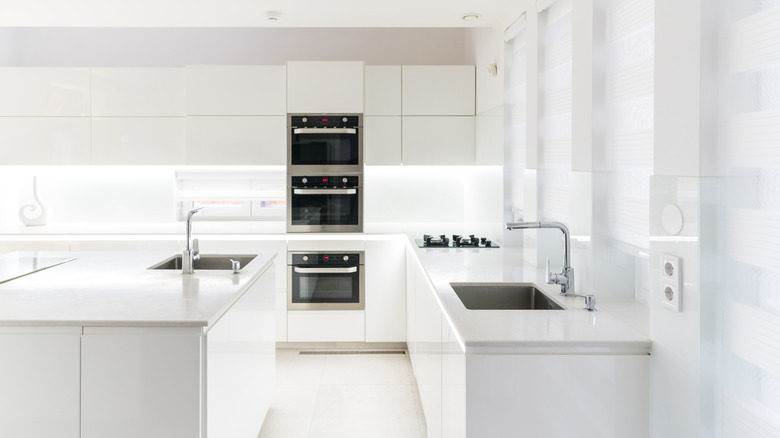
[287,310,365,342]
[406,251,651,438]
[0,263,275,438]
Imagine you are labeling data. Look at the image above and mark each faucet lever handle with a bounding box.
[192,238,200,260]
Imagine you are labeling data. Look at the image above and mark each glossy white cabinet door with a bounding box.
[91,68,185,116]
[402,66,475,116]
[364,116,402,165]
[0,117,90,164]
[91,117,185,164]
[402,116,475,165]
[365,238,406,342]
[207,263,275,438]
[466,354,651,438]
[0,68,90,116]
[0,327,81,438]
[81,327,202,438]
[185,116,285,165]
[441,322,466,438]
[364,66,401,115]
[186,65,286,116]
[413,260,442,438]
[286,61,364,113]
[287,310,365,342]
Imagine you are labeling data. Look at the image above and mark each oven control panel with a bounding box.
[289,253,362,266]
[291,176,360,188]
[290,115,361,128]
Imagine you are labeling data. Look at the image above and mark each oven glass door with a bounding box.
[289,266,363,309]
[290,188,359,227]
[290,128,360,167]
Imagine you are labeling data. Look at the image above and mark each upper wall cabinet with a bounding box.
[364,66,401,116]
[286,61,364,114]
[91,68,185,117]
[402,66,475,116]
[0,68,90,116]
[0,118,91,165]
[186,66,286,116]
[402,116,475,165]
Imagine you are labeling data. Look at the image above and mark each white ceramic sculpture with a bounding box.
[19,176,50,226]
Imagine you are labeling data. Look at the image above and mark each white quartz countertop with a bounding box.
[0,251,275,328]
[409,238,651,355]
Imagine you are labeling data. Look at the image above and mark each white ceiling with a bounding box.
[0,0,520,28]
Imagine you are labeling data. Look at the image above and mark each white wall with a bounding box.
[0,27,466,67]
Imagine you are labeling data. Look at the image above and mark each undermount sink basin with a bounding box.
[148,254,256,271]
[449,282,564,310]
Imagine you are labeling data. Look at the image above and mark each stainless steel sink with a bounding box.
[149,254,256,271]
[449,282,564,310]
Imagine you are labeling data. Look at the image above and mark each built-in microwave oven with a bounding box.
[287,114,363,174]
[287,175,362,233]
[287,251,364,310]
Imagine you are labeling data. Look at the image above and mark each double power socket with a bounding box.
[660,254,682,312]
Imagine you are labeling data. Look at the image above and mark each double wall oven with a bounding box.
[287,114,363,233]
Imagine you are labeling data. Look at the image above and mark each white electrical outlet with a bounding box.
[660,254,681,312]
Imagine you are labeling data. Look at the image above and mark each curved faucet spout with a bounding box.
[506,220,575,297]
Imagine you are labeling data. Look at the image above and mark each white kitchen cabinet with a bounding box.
[402,66,475,116]
[0,327,81,438]
[91,117,185,164]
[0,68,90,116]
[365,238,406,342]
[81,327,203,438]
[91,68,185,116]
[364,66,401,115]
[287,310,365,342]
[186,65,286,116]
[402,116,475,165]
[475,107,504,165]
[441,322,466,438]
[0,117,91,164]
[286,61,364,113]
[206,261,275,438]
[364,116,402,165]
[185,115,285,165]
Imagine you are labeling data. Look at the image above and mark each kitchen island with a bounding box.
[0,251,277,438]
[406,239,652,438]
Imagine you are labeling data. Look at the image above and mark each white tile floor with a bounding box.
[257,348,427,438]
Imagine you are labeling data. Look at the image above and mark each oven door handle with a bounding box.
[293,267,358,274]
[293,188,357,195]
[293,128,357,135]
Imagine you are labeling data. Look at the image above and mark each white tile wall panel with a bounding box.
[91,117,185,164]
[0,117,91,164]
[91,68,185,116]
[0,68,90,116]
[185,116,285,165]
[186,65,286,116]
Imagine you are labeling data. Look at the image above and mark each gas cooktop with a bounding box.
[416,234,499,248]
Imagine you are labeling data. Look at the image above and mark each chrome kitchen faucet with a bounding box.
[183,207,205,274]
[506,220,596,311]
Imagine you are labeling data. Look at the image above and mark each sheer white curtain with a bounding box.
[605,0,654,253]
[715,1,780,436]
[504,14,527,221]
[537,0,572,223]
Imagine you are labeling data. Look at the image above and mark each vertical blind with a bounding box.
[504,15,527,221]
[537,0,573,223]
[605,0,654,253]
[719,2,780,437]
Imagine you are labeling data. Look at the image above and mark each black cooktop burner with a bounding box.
[417,234,499,248]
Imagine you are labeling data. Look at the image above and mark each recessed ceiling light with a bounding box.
[266,11,281,21]
[462,13,480,21]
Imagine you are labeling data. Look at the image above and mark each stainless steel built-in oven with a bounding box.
[288,114,362,174]
[287,252,364,310]
[287,175,363,233]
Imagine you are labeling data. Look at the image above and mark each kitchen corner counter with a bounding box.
[408,238,651,355]
[0,251,276,328]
